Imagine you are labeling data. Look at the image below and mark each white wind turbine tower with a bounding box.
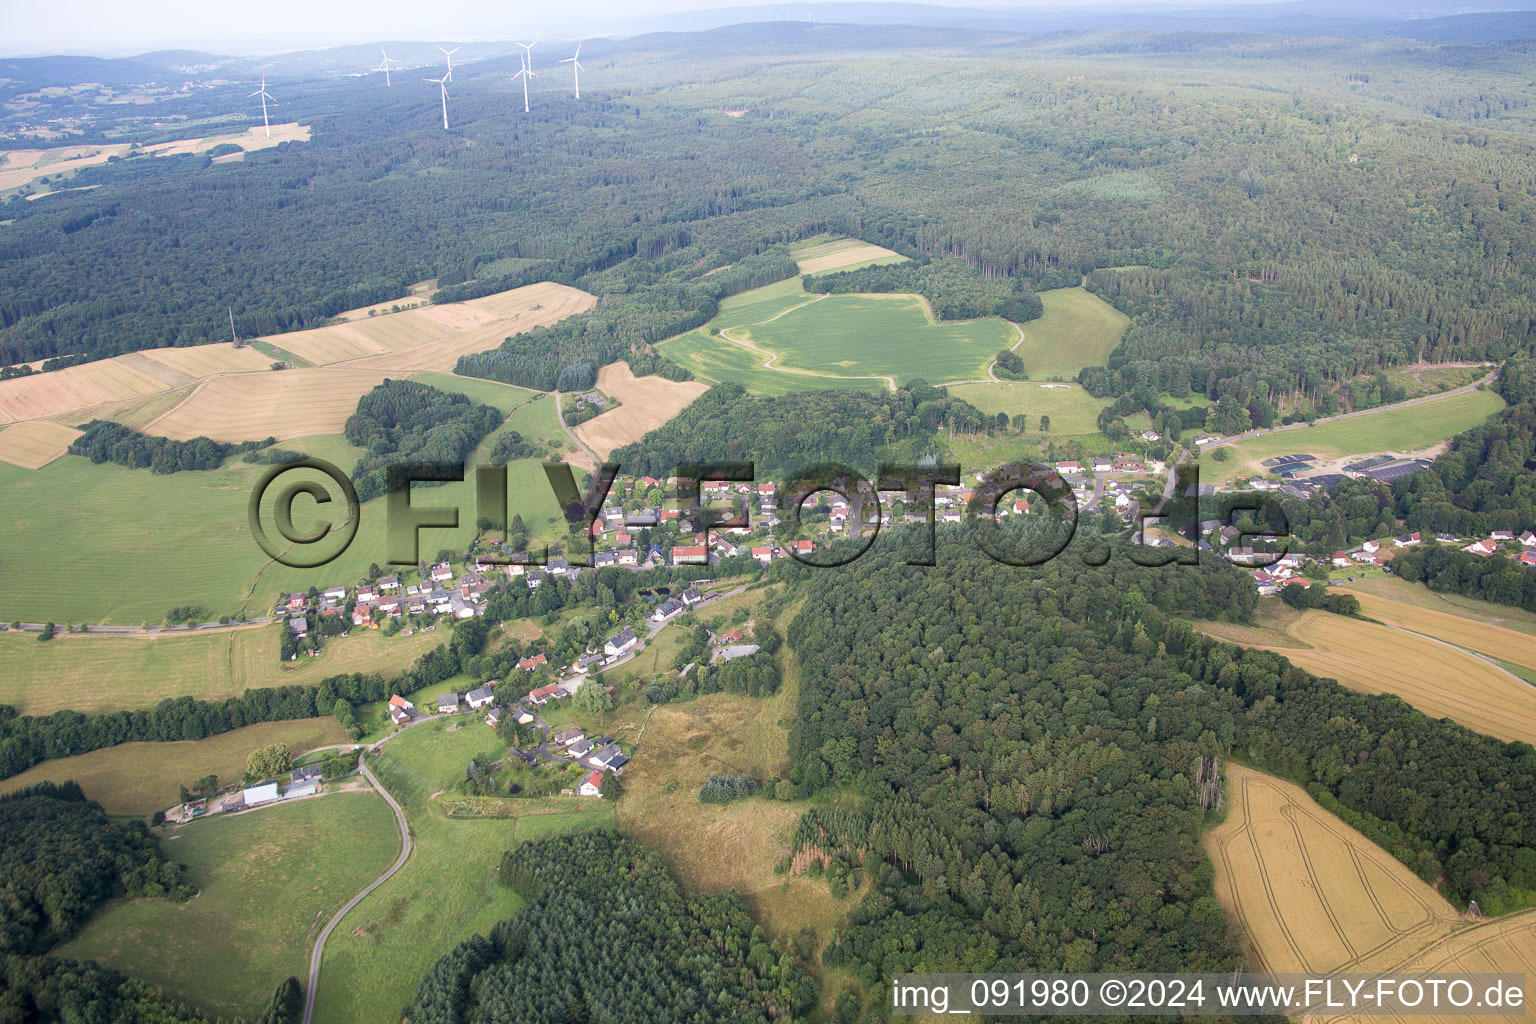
[425,74,450,129]
[510,51,537,113]
[437,45,460,82]
[374,47,402,86]
[247,75,277,138]
[558,44,585,99]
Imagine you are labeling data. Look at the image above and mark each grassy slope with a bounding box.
[1209,388,1507,478]
[0,718,351,814]
[945,381,1112,435]
[59,792,399,1020]
[0,625,443,716]
[1013,286,1129,379]
[312,718,611,1024]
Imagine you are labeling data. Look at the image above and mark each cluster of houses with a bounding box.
[279,562,495,638]
[1454,530,1536,566]
[1330,529,1536,571]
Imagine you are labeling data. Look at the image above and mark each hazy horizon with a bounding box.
[2,0,1392,60]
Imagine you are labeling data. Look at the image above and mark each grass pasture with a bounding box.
[1012,287,1128,379]
[1207,388,1507,480]
[570,361,709,458]
[944,381,1112,435]
[0,718,350,814]
[1207,763,1463,975]
[660,327,882,396]
[312,718,611,1024]
[59,791,398,1020]
[1237,608,1536,746]
[0,419,81,468]
[0,625,444,717]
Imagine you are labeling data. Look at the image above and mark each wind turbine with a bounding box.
[374,47,402,86]
[510,51,537,113]
[425,74,450,129]
[558,43,585,99]
[514,40,539,75]
[247,75,276,138]
[437,45,460,82]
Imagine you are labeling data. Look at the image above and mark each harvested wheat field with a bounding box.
[571,361,709,459]
[0,420,83,468]
[0,125,311,192]
[1248,610,1536,745]
[1316,911,1536,1024]
[793,237,904,275]
[135,343,275,379]
[144,367,393,442]
[1344,589,1536,673]
[1207,764,1464,975]
[0,357,175,424]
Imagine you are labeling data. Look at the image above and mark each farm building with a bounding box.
[242,783,279,807]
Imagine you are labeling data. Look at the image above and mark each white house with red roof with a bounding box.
[579,771,604,797]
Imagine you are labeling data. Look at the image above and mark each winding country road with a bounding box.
[300,719,433,1024]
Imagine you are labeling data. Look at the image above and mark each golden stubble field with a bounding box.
[792,237,903,275]
[1203,605,1536,747]
[0,124,312,192]
[570,361,710,458]
[1212,764,1536,1024]
[0,420,83,468]
[0,281,596,443]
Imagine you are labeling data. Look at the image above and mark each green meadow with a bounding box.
[312,718,611,1024]
[944,381,1112,435]
[60,792,400,1020]
[1013,287,1129,379]
[0,624,443,716]
[1209,388,1507,479]
[0,373,581,624]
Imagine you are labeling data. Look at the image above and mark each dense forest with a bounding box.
[806,257,1043,323]
[403,830,816,1023]
[774,525,1535,992]
[67,420,271,473]
[5,29,1536,416]
[344,380,503,500]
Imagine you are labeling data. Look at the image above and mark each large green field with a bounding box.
[0,624,443,716]
[660,327,883,396]
[59,792,400,1020]
[944,381,1112,435]
[1208,388,1507,479]
[0,718,351,814]
[312,718,611,1024]
[0,397,578,624]
[1013,287,1130,379]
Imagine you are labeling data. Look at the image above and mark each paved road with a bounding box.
[1201,367,1500,453]
[300,717,438,1024]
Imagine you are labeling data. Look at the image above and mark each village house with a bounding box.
[604,627,639,660]
[518,653,548,672]
[673,544,708,565]
[485,707,502,727]
[1491,530,1516,542]
[566,738,595,759]
[355,584,379,604]
[430,562,454,582]
[578,770,605,797]
[1394,532,1422,548]
[650,598,683,623]
[574,652,604,673]
[680,587,704,609]
[1463,538,1499,558]
[465,685,495,710]
[378,576,401,591]
[617,548,638,566]
[437,693,460,713]
[552,726,584,747]
[1520,530,1536,547]
[1521,551,1536,568]
[390,704,411,726]
[527,682,560,705]
[587,743,629,773]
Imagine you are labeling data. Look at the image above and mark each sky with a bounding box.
[4,0,1286,58]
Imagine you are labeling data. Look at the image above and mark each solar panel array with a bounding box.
[1261,453,1319,469]
[1344,454,1395,473]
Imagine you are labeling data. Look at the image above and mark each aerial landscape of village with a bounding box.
[2,0,1536,1021]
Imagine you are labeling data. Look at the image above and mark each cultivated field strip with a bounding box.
[0,419,82,468]
[0,281,596,442]
[1266,611,1536,746]
[1207,764,1464,976]
[794,239,904,274]
[1344,589,1536,673]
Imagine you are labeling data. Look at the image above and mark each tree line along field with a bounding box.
[58,791,399,1021]
[1206,763,1466,975]
[0,376,578,625]
[788,236,906,275]
[1344,576,1536,638]
[312,718,612,1024]
[944,381,1113,436]
[1011,287,1130,380]
[0,717,350,814]
[1342,588,1536,674]
[1204,387,1507,480]
[0,624,444,716]
[569,361,710,460]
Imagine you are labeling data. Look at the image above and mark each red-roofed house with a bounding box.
[579,771,604,797]
[751,546,774,564]
[518,653,548,672]
[1463,539,1498,558]
[673,544,708,565]
[527,682,560,705]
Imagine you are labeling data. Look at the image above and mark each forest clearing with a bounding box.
[1206,763,1464,974]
